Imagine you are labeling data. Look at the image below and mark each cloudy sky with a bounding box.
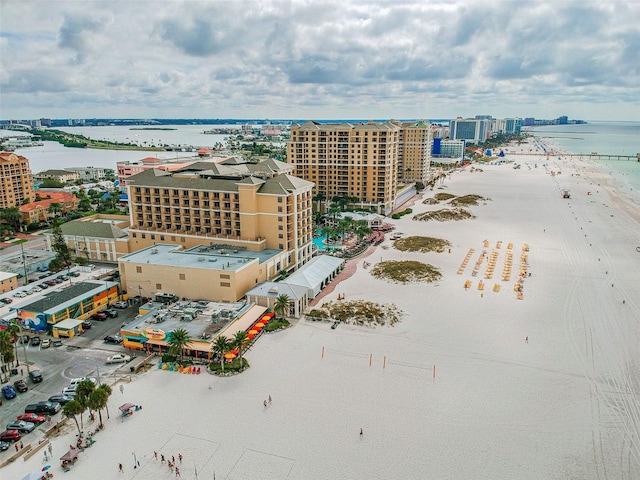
[1,0,638,121]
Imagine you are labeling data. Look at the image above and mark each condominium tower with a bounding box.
[0,152,36,209]
[125,159,315,272]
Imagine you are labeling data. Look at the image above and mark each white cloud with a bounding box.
[1,0,638,120]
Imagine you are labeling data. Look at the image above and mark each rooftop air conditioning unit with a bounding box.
[150,248,158,254]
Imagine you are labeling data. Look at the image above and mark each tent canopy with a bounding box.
[60,447,80,461]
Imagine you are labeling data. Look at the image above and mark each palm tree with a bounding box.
[87,388,108,426]
[233,331,249,372]
[75,379,96,429]
[63,400,83,437]
[96,384,112,419]
[274,294,290,320]
[212,335,230,373]
[48,202,62,218]
[6,321,20,367]
[167,328,191,363]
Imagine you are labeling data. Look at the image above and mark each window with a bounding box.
[220,274,230,279]
[156,283,162,290]
[179,274,186,280]
[136,266,142,273]
[220,282,231,287]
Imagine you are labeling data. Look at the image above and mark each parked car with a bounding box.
[1,385,17,400]
[37,283,50,289]
[106,354,131,364]
[57,275,69,281]
[13,380,28,393]
[24,401,61,415]
[17,413,46,424]
[29,370,43,383]
[104,334,123,344]
[52,339,63,347]
[105,309,118,318]
[38,273,50,279]
[30,286,42,293]
[0,430,21,442]
[0,441,9,451]
[0,297,13,304]
[40,338,51,349]
[44,279,57,286]
[53,278,64,284]
[30,337,40,346]
[48,394,73,405]
[92,312,108,321]
[13,291,27,298]
[81,321,92,329]
[61,386,77,397]
[68,271,80,277]
[6,421,35,433]
[112,301,128,309]
[19,335,30,344]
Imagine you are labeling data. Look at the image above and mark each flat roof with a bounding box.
[119,244,282,271]
[10,280,118,314]
[53,318,84,330]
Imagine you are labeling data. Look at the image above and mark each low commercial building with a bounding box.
[118,243,287,303]
[19,191,79,224]
[33,169,80,184]
[10,280,119,333]
[0,271,18,294]
[49,214,130,262]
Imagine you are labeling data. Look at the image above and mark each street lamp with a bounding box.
[84,357,101,386]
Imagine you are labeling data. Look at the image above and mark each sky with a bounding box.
[1,0,639,121]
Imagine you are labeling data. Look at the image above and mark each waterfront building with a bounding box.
[287,120,401,214]
[449,118,491,144]
[396,120,433,183]
[0,152,36,209]
[64,166,111,182]
[19,191,78,225]
[432,139,466,162]
[46,214,130,262]
[118,243,287,303]
[125,160,314,274]
[33,169,80,184]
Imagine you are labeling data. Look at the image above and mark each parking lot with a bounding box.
[0,301,141,455]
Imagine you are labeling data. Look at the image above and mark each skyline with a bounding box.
[1,1,639,121]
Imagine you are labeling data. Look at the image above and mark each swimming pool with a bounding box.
[313,234,343,251]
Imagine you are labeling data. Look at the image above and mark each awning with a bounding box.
[124,335,147,343]
[219,305,267,339]
[119,403,136,411]
[145,339,168,347]
[184,340,213,353]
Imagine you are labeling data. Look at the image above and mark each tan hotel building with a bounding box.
[125,161,315,273]
[0,152,36,209]
[287,120,433,214]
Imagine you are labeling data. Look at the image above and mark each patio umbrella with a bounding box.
[224,353,236,359]
[248,330,258,335]
[255,322,265,328]
[119,403,136,412]
[60,447,81,461]
[247,334,255,340]
[21,473,45,480]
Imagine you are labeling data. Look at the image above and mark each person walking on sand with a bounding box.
[525,336,528,344]
[172,455,175,464]
[268,395,272,404]
[161,454,165,464]
[175,466,181,477]
[119,463,124,473]
[360,428,363,438]
[264,400,267,408]
[154,451,158,460]
[178,453,182,462]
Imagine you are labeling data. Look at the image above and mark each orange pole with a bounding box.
[383,356,386,369]
[369,354,372,366]
[322,346,324,359]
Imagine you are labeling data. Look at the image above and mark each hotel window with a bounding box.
[136,266,142,273]
[179,274,186,280]
[220,282,231,287]
[156,283,162,290]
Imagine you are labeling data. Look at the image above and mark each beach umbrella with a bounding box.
[42,466,51,471]
[119,403,136,412]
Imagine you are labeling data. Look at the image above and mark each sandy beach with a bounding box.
[5,138,640,480]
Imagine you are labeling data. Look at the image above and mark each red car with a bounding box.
[0,430,21,442]
[92,312,108,321]
[17,413,46,424]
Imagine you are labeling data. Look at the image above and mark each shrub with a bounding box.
[265,318,290,331]
[209,357,249,374]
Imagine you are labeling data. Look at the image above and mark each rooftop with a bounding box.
[119,244,282,271]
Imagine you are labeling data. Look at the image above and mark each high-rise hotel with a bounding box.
[287,120,432,215]
[125,159,315,272]
[0,152,36,209]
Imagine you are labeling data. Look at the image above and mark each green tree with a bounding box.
[96,384,112,420]
[6,321,21,367]
[87,388,108,426]
[62,400,84,437]
[48,202,62,218]
[233,330,249,372]
[74,379,96,429]
[212,335,230,373]
[0,207,22,231]
[167,328,191,363]
[51,221,72,273]
[40,178,65,188]
[274,294,290,320]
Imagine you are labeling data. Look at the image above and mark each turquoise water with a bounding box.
[527,121,640,204]
[313,234,343,251]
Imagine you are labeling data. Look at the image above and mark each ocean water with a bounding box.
[527,122,640,204]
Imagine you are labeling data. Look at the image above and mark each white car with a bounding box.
[40,339,51,349]
[13,291,27,298]
[106,354,131,364]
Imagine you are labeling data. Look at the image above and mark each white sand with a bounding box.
[7,139,640,480]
